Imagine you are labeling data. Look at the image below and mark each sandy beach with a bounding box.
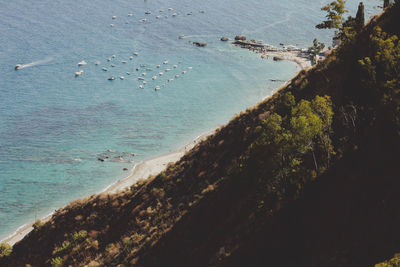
[1,130,215,246]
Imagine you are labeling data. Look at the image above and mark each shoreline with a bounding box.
[1,38,305,247]
[232,39,313,70]
[0,130,215,246]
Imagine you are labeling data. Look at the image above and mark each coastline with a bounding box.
[232,39,313,70]
[1,129,215,246]
[1,39,305,248]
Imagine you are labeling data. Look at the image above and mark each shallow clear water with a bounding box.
[0,0,381,240]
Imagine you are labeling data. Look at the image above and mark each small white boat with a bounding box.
[139,85,144,89]
[112,16,117,19]
[75,70,84,76]
[126,72,131,75]
[152,75,157,80]
[199,10,205,13]
[121,60,127,64]
[138,77,145,80]
[156,64,161,68]
[168,78,174,82]
[139,18,147,22]
[102,67,108,71]
[15,64,22,70]
[159,72,163,76]
[178,35,185,39]
[107,57,111,61]
[112,55,116,58]
[110,24,115,27]
[136,67,140,71]
[111,64,116,67]
[155,86,160,91]
[141,72,146,76]
[129,56,133,60]
[168,8,173,11]
[143,81,147,84]
[77,60,87,66]
[175,74,180,78]
[133,52,139,56]
[173,65,177,68]
[156,15,161,19]
[95,61,100,65]
[120,76,125,80]
[188,66,193,70]
[159,9,164,12]
[182,70,187,74]
[108,76,115,80]
[172,13,177,17]
[145,11,152,14]
[165,68,171,72]
[146,68,153,71]
[163,60,168,64]
[127,13,133,17]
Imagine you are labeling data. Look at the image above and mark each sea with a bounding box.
[0,0,381,241]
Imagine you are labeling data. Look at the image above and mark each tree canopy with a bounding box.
[316,0,348,31]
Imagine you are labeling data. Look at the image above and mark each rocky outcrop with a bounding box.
[234,35,246,41]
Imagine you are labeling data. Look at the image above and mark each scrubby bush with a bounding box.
[32,220,44,231]
[375,253,400,267]
[0,243,12,258]
[50,256,63,267]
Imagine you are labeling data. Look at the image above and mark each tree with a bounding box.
[249,95,334,198]
[316,0,348,31]
[290,99,324,172]
[309,38,326,61]
[355,2,365,32]
[359,27,400,135]
[311,95,334,167]
[384,0,390,8]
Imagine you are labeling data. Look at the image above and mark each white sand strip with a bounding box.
[1,130,214,246]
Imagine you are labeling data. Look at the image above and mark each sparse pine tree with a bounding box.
[316,0,348,31]
[355,2,365,32]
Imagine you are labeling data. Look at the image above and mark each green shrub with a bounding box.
[55,241,71,254]
[375,253,400,267]
[51,256,63,267]
[32,220,44,231]
[0,243,12,258]
[72,230,87,242]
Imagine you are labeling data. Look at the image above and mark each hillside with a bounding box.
[1,3,399,267]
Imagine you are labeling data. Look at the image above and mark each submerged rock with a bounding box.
[235,35,246,41]
[220,37,230,41]
[193,42,207,47]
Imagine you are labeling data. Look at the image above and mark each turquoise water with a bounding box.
[0,0,381,240]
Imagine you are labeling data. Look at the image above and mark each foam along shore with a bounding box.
[1,130,215,246]
[233,39,313,70]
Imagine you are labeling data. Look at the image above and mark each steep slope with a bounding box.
[1,4,399,267]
